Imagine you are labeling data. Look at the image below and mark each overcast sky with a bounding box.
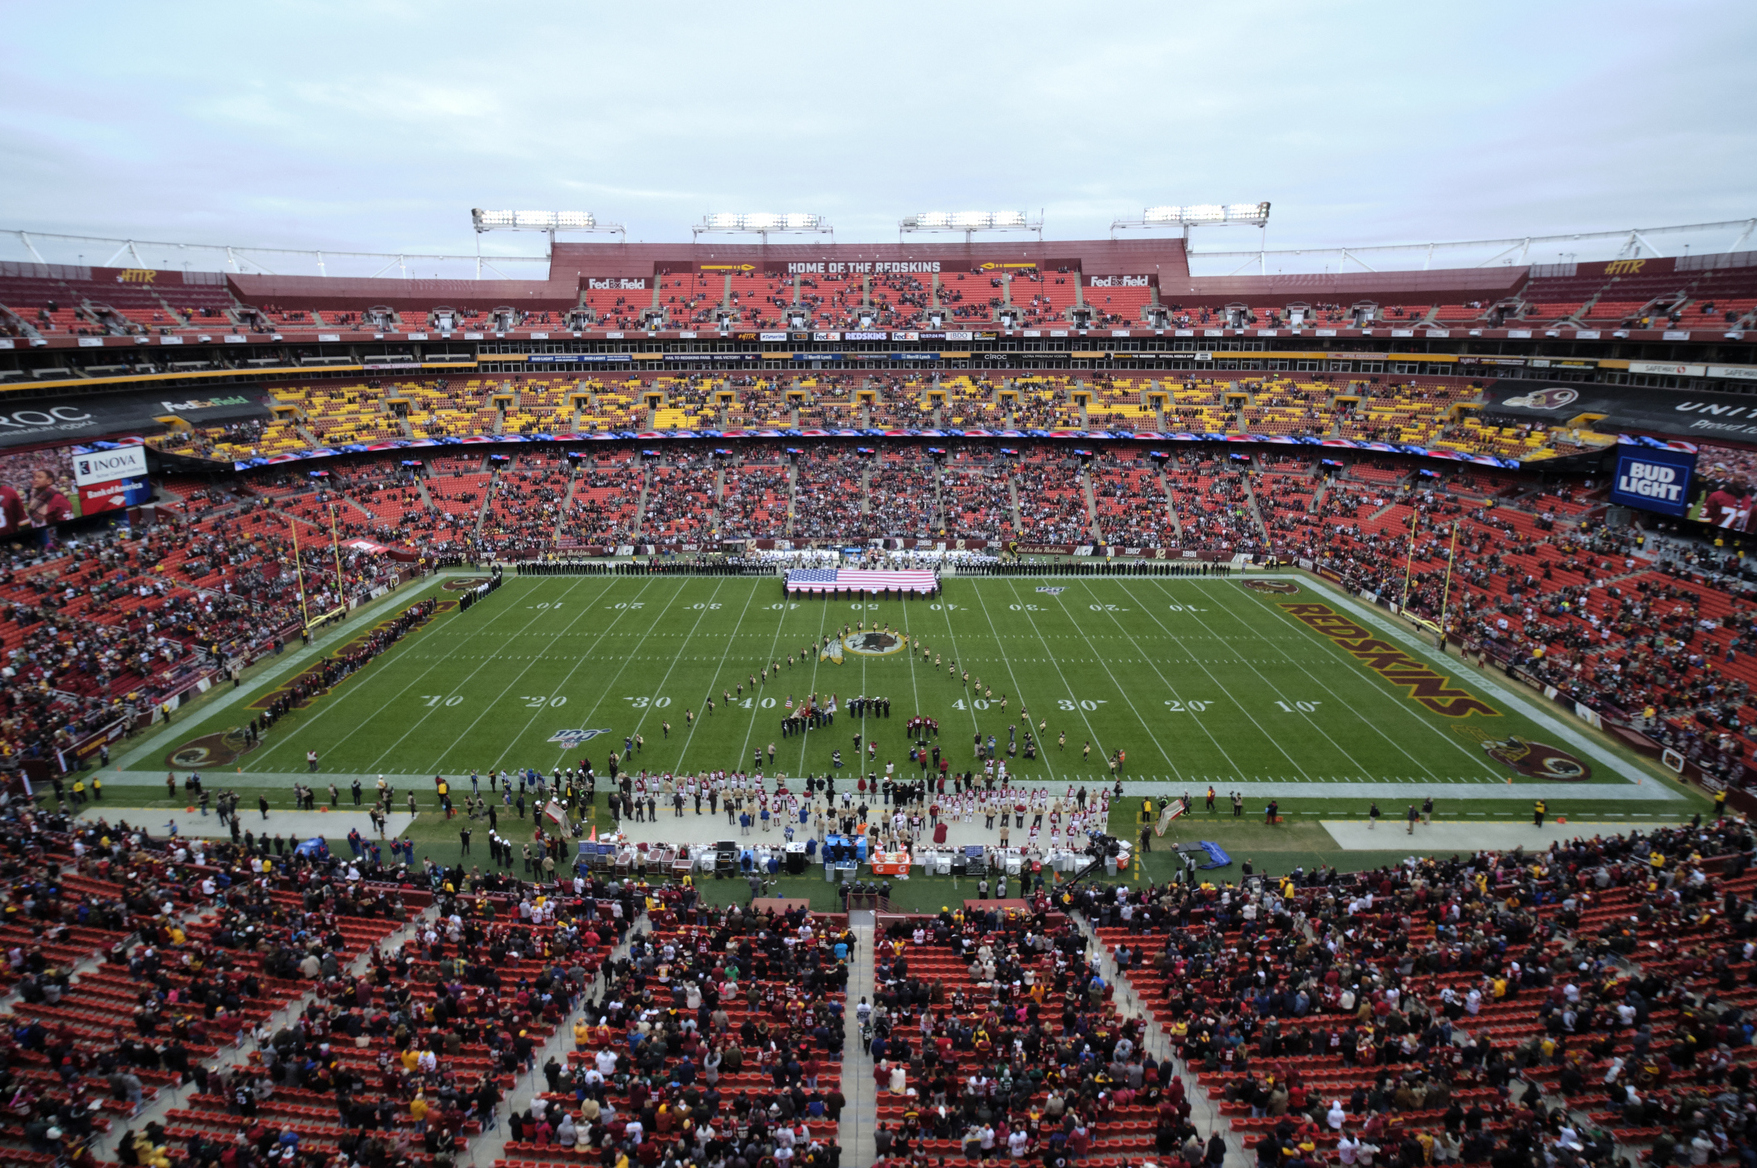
[3,1,1753,271]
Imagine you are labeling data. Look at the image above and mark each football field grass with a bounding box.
[130,571,1688,817]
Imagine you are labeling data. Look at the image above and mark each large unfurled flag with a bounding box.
[1156,797,1189,837]
[785,568,937,594]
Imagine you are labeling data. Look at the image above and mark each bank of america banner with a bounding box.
[785,568,939,594]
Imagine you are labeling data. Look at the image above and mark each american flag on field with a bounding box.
[785,568,938,594]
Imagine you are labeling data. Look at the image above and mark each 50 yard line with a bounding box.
[790,598,835,775]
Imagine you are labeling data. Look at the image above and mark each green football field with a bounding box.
[125,571,1688,819]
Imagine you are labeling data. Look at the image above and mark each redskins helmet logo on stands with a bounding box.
[167,727,255,769]
[1480,734,1591,780]
[1244,580,1300,595]
[1501,387,1580,411]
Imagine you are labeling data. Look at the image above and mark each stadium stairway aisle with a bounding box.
[469,909,648,1168]
[1068,909,1250,1168]
[101,903,438,1162]
[842,918,876,1167]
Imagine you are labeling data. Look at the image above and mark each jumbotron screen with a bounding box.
[1689,441,1757,532]
[0,440,151,532]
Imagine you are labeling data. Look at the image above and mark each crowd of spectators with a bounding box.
[1078,814,1757,1168]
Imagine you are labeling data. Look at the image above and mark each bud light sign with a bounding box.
[1609,445,1696,517]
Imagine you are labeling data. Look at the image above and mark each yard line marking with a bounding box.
[673,579,764,766]
[1122,581,1315,781]
[935,585,1051,781]
[559,578,736,774]
[448,579,675,775]
[736,594,801,775]
[792,598,835,773]
[627,579,739,750]
[1012,579,1181,782]
[1153,579,1385,779]
[1204,579,1501,777]
[266,574,611,772]
[1058,579,1249,781]
[899,597,923,727]
[965,579,1088,777]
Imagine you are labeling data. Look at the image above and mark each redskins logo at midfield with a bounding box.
[822,631,907,663]
[1244,580,1300,595]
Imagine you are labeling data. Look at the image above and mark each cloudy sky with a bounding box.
[3,1,1753,272]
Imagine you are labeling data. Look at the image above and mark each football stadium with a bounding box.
[5,10,1757,1168]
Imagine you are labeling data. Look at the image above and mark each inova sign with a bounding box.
[72,445,148,486]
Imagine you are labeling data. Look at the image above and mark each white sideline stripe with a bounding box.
[1282,575,1683,801]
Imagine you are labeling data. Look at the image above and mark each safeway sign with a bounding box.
[72,445,148,486]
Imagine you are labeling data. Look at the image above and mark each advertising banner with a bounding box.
[72,444,148,485]
[1607,438,1696,518]
[0,438,152,527]
[1484,380,1757,443]
[0,389,269,449]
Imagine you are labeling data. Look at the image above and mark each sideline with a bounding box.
[1321,818,1688,851]
[112,571,467,773]
[1250,573,1686,803]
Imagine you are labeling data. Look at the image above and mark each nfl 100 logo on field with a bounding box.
[1035,587,1065,595]
[548,728,614,748]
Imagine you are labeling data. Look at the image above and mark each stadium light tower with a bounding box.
[469,209,626,278]
[1112,202,1271,274]
[1111,202,1271,242]
[899,211,1043,244]
[691,213,834,242]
